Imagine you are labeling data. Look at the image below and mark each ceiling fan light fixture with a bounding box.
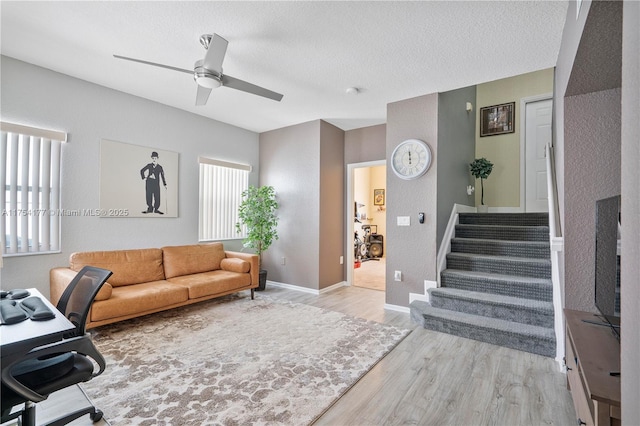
[194,70,222,89]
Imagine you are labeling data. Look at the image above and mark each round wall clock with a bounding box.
[391,139,432,180]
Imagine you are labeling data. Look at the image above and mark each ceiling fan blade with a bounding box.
[113,55,193,75]
[202,34,228,73]
[222,75,283,102]
[195,85,212,106]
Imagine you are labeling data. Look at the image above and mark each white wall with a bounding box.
[1,57,260,296]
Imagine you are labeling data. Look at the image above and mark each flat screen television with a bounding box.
[594,195,621,340]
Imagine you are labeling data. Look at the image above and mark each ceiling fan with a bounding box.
[114,33,283,105]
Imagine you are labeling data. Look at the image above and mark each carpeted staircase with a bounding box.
[410,212,556,357]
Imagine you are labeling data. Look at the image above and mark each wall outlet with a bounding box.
[394,270,402,281]
[281,257,286,265]
[340,256,344,265]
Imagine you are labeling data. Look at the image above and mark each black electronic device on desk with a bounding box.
[0,289,56,325]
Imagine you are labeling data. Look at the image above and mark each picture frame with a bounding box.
[100,139,179,218]
[373,189,385,206]
[480,102,515,137]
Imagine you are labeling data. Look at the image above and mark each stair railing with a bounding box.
[546,141,565,365]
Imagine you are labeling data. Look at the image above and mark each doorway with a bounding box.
[347,161,386,291]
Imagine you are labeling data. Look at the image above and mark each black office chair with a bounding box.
[1,266,113,426]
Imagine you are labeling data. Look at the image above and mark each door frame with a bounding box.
[346,160,386,288]
[519,93,553,212]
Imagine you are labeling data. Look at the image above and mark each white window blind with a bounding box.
[198,157,251,241]
[1,122,66,255]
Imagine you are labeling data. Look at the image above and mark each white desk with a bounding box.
[1,288,74,352]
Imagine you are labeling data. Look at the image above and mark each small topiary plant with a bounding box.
[469,158,494,206]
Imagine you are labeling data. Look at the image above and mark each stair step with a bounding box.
[451,237,550,259]
[455,224,549,242]
[446,252,551,279]
[440,269,552,302]
[459,212,549,226]
[409,302,556,358]
[428,287,554,328]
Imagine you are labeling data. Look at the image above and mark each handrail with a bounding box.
[546,141,565,365]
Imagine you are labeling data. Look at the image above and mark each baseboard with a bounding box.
[266,280,347,295]
[384,303,410,313]
[409,280,437,304]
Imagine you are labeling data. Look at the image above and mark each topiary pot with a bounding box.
[257,270,267,291]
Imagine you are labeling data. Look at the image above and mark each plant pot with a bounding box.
[257,270,267,291]
[477,204,489,213]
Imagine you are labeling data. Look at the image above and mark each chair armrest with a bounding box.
[225,251,259,287]
[1,334,106,403]
[50,268,79,306]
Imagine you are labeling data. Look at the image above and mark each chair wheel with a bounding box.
[90,409,103,422]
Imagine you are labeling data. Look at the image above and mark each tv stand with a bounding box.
[565,309,621,426]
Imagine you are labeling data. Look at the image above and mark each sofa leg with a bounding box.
[251,288,255,300]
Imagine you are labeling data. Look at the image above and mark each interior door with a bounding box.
[525,99,552,212]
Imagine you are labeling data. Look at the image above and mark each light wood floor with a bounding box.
[30,285,577,426]
[264,285,577,426]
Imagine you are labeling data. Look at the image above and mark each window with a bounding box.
[1,122,66,255]
[198,157,251,241]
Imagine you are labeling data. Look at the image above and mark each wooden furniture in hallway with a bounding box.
[564,309,621,426]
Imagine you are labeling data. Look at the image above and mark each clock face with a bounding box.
[391,139,432,180]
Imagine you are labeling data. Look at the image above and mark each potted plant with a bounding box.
[469,158,493,212]
[236,185,279,290]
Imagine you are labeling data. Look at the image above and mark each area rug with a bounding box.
[82,294,411,425]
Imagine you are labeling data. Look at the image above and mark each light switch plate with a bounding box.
[397,216,410,226]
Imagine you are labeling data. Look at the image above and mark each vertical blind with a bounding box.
[1,122,66,255]
[198,157,251,241]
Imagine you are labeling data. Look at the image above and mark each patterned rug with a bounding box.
[82,294,411,425]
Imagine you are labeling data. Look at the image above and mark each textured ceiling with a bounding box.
[1,1,568,133]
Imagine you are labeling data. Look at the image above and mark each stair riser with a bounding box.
[440,273,552,302]
[455,225,549,242]
[459,213,549,226]
[421,314,556,358]
[430,294,554,328]
[451,239,550,259]
[446,255,551,279]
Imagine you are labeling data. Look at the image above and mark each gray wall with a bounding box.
[386,94,439,306]
[319,121,345,289]
[259,120,345,291]
[344,124,386,164]
[563,88,621,311]
[1,57,260,296]
[436,86,476,248]
[621,0,640,422]
[555,0,623,313]
[259,120,321,289]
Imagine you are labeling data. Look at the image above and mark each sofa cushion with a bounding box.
[90,280,189,322]
[162,243,226,279]
[167,270,252,299]
[94,282,113,301]
[220,258,251,273]
[69,249,165,287]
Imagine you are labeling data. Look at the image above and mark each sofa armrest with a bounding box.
[49,267,79,306]
[225,251,259,287]
[50,267,113,306]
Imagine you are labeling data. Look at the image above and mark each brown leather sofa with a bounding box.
[50,243,259,329]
